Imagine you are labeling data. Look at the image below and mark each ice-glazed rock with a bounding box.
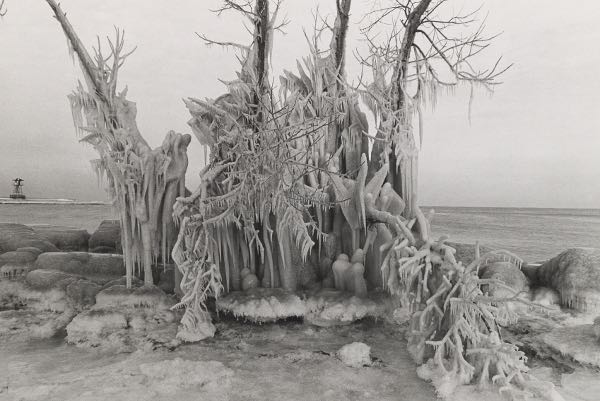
[480,261,529,298]
[0,250,39,279]
[89,220,122,254]
[337,342,372,368]
[65,279,101,307]
[533,248,600,311]
[333,254,351,291]
[95,285,175,310]
[15,247,44,257]
[446,242,495,266]
[30,224,90,252]
[0,250,38,267]
[101,276,145,290]
[34,252,125,284]
[66,284,180,350]
[216,288,305,323]
[0,271,97,340]
[25,269,81,290]
[0,223,58,253]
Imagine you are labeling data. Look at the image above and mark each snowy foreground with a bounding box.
[0,317,598,401]
[0,319,435,401]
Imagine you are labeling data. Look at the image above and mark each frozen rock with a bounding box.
[95,284,175,310]
[0,223,58,253]
[480,261,529,298]
[216,288,305,322]
[100,276,145,290]
[30,224,90,251]
[0,309,75,340]
[34,252,125,284]
[447,242,494,266]
[25,269,80,290]
[15,246,44,257]
[65,279,101,307]
[532,248,600,311]
[89,220,122,254]
[305,289,390,327]
[0,250,39,279]
[0,250,38,266]
[20,269,101,310]
[66,284,180,351]
[337,342,372,368]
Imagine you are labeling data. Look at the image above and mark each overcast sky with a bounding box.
[0,0,599,208]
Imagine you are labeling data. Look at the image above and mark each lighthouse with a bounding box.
[9,178,26,199]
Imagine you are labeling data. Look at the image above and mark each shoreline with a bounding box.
[0,198,109,205]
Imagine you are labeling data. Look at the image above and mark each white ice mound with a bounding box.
[216,288,305,322]
[305,289,389,327]
[66,284,181,351]
[337,342,372,368]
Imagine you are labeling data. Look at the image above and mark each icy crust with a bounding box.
[0,309,76,340]
[0,273,94,340]
[502,301,600,370]
[66,285,181,351]
[305,289,390,327]
[417,359,564,401]
[139,358,234,393]
[537,324,600,368]
[216,288,305,322]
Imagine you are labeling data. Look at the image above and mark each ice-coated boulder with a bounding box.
[30,224,90,251]
[531,248,600,311]
[25,269,81,290]
[89,220,122,254]
[66,284,180,350]
[95,284,175,310]
[337,342,372,368]
[34,252,125,284]
[0,223,58,253]
[0,250,39,279]
[480,261,529,298]
[447,242,494,266]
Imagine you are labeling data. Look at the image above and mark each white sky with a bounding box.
[0,0,599,208]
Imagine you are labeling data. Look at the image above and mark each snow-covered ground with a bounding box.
[0,319,436,401]
[2,315,600,401]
